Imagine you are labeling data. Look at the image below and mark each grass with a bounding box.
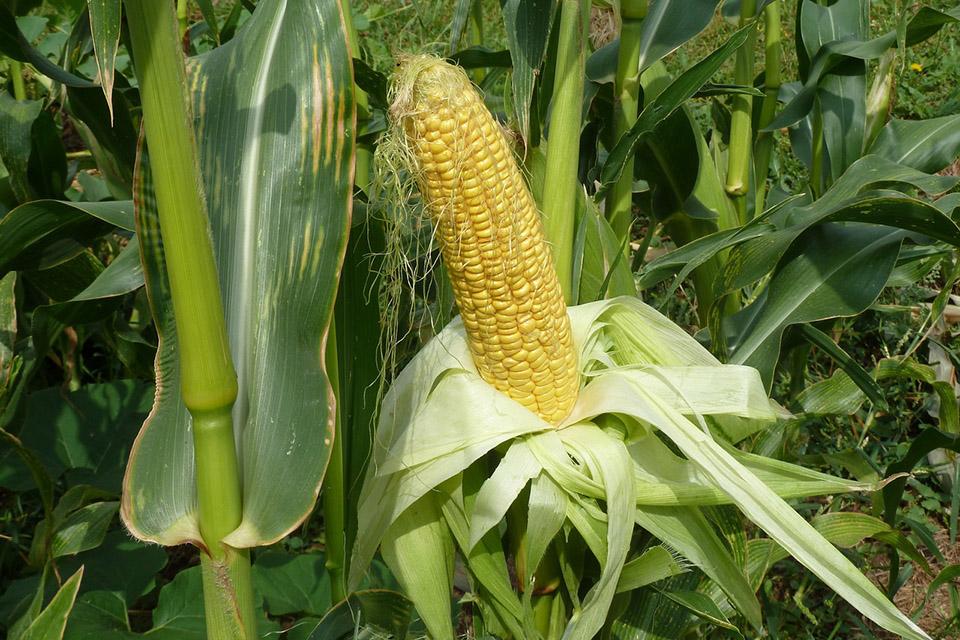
[353,0,508,71]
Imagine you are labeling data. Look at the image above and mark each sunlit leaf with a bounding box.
[122,0,355,548]
[86,0,121,121]
[500,0,557,143]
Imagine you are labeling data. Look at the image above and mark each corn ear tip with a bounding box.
[388,54,472,122]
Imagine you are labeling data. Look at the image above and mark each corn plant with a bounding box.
[340,42,945,635]
[2,1,960,639]
[333,1,960,638]
[0,1,367,638]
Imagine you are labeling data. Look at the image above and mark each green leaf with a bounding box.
[123,0,354,549]
[441,471,524,637]
[64,83,137,200]
[769,5,959,133]
[798,324,885,407]
[636,0,722,74]
[27,110,68,199]
[554,425,635,640]
[0,271,15,368]
[86,0,121,121]
[26,251,104,303]
[914,564,960,616]
[612,383,930,638]
[616,546,687,593]
[195,0,220,43]
[139,565,278,639]
[524,471,567,586]
[637,219,775,292]
[596,23,754,199]
[694,82,765,98]
[500,0,557,143]
[799,0,867,62]
[610,91,709,224]
[883,428,960,526]
[15,568,83,640]
[252,551,331,617]
[609,575,698,639]
[64,591,131,639]
[726,225,903,387]
[0,200,135,276]
[20,381,153,492]
[147,567,205,639]
[44,237,144,326]
[869,115,960,174]
[634,505,762,628]
[469,440,541,550]
[334,213,385,558]
[798,369,866,416]
[768,35,891,132]
[572,185,636,304]
[51,501,118,557]
[818,58,866,181]
[905,6,960,45]
[0,4,96,87]
[0,93,40,202]
[7,566,48,640]
[660,590,743,637]
[628,430,877,506]
[58,531,165,606]
[719,158,959,296]
[809,512,930,572]
[302,590,413,640]
[875,358,959,434]
[644,152,960,295]
[449,0,473,53]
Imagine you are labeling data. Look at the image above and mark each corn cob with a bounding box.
[391,56,579,425]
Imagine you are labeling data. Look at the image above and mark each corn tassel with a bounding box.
[391,57,578,425]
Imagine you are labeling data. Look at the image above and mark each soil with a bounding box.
[868,527,960,639]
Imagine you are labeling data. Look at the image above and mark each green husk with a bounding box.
[351,296,931,640]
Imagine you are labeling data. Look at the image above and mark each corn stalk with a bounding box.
[542,0,590,302]
[725,0,757,222]
[754,0,781,214]
[606,0,648,249]
[122,1,254,637]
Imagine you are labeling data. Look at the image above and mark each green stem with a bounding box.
[9,59,25,101]
[532,594,554,638]
[177,0,188,41]
[468,0,485,83]
[754,0,781,215]
[468,0,483,46]
[606,0,647,252]
[787,342,812,400]
[810,97,824,199]
[124,2,254,638]
[663,214,726,323]
[724,0,757,220]
[864,49,896,152]
[342,1,372,193]
[542,0,588,303]
[323,321,347,603]
[630,216,658,273]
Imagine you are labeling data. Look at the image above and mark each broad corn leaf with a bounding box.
[122,0,354,548]
[86,0,122,121]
